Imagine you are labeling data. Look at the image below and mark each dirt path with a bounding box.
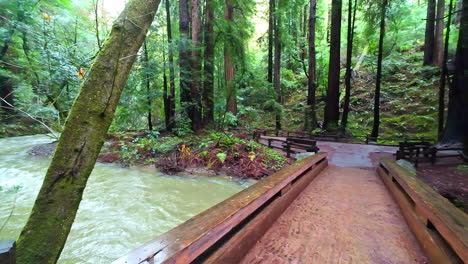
[241,166,427,264]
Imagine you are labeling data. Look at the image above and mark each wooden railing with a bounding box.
[377,159,467,264]
[113,153,328,264]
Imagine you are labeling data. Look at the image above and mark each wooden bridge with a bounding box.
[114,138,468,264]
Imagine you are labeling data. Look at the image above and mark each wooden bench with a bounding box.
[283,137,319,158]
[396,141,433,167]
[427,147,466,165]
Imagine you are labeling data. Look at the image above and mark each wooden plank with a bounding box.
[200,160,328,263]
[113,153,327,264]
[378,159,468,263]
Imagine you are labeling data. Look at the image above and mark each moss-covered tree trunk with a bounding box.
[442,0,468,147]
[305,0,317,131]
[202,0,215,126]
[16,0,161,263]
[323,0,342,130]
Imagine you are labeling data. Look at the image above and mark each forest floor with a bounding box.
[417,163,468,213]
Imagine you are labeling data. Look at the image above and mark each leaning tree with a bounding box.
[16,0,161,263]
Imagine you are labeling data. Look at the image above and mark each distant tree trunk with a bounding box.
[16,0,161,263]
[0,73,14,116]
[324,0,342,130]
[225,0,237,115]
[274,0,282,130]
[442,0,468,147]
[203,0,215,125]
[163,45,171,130]
[438,0,454,140]
[267,0,274,83]
[341,0,357,130]
[191,0,202,130]
[433,0,445,66]
[306,0,317,131]
[371,0,388,138]
[179,0,191,116]
[165,0,176,131]
[93,0,102,50]
[424,0,436,65]
[143,40,153,131]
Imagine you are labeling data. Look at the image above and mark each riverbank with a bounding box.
[28,131,291,180]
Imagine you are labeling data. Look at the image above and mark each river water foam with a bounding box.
[0,135,246,263]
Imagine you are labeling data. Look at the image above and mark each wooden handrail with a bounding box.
[114,153,328,264]
[377,159,467,263]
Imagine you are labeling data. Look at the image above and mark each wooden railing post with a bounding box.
[0,240,16,264]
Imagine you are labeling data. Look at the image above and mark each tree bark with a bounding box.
[179,0,191,115]
[203,0,215,125]
[16,1,161,263]
[324,0,342,130]
[341,0,357,130]
[433,0,445,66]
[442,0,468,146]
[424,0,436,65]
[274,0,282,130]
[225,0,237,115]
[306,0,317,131]
[268,0,274,83]
[143,40,153,131]
[438,0,454,140]
[371,0,388,138]
[190,0,203,130]
[165,0,176,131]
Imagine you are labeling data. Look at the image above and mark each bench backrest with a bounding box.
[286,137,317,145]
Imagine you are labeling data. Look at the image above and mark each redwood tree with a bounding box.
[371,0,389,138]
[341,0,358,129]
[179,0,191,116]
[190,0,203,130]
[442,0,468,148]
[16,0,161,262]
[225,0,237,114]
[165,0,176,131]
[433,0,445,66]
[423,0,436,65]
[203,0,215,125]
[324,0,342,130]
[274,0,282,130]
[306,0,318,131]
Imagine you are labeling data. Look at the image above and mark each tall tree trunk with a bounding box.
[433,0,445,66]
[268,0,274,83]
[179,0,191,116]
[424,0,436,65]
[16,1,161,263]
[163,47,171,130]
[203,0,215,125]
[341,0,357,130]
[442,0,468,146]
[371,0,388,138]
[190,0,202,130]
[324,0,342,130]
[438,0,454,140]
[306,0,317,131]
[274,0,282,130]
[143,40,153,131]
[165,0,176,131]
[224,0,237,115]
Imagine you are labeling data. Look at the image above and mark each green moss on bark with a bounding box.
[15,0,161,263]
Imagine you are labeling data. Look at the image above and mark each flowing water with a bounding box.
[0,135,248,263]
